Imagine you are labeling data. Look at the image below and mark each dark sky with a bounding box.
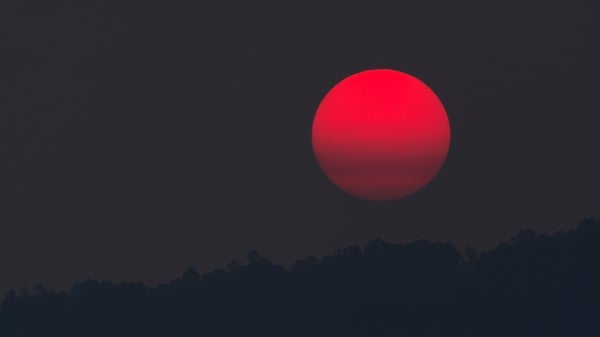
[1,0,598,294]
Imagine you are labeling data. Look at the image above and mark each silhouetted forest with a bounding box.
[1,218,599,337]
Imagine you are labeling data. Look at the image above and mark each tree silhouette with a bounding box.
[1,218,599,337]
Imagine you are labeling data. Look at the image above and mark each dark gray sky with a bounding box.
[1,0,599,294]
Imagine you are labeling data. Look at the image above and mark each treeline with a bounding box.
[1,218,599,337]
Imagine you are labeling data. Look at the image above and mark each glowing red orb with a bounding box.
[312,69,450,201]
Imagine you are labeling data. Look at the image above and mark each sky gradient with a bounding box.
[1,0,599,294]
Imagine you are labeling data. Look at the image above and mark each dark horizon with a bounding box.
[2,217,599,336]
[2,216,594,295]
[3,216,598,293]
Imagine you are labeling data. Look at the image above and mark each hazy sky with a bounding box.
[1,0,598,293]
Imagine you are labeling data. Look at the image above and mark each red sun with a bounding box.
[312,69,450,201]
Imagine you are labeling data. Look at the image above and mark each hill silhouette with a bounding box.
[1,218,599,337]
